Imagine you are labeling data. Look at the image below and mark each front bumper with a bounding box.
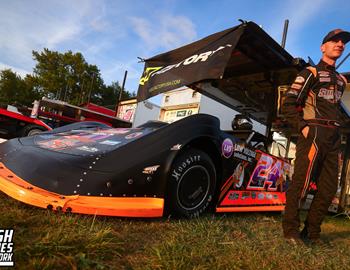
[0,162,164,217]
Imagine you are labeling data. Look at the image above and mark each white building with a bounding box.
[158,86,266,135]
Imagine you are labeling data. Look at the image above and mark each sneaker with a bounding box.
[308,238,326,247]
[284,236,304,246]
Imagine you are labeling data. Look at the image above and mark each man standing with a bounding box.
[281,29,350,244]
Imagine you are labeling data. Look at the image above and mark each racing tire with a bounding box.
[167,148,216,218]
[20,125,47,137]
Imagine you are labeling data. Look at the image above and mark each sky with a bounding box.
[1,0,350,104]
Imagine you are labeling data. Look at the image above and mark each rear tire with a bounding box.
[20,125,46,137]
[167,148,216,218]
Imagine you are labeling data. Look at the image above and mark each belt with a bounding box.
[306,119,341,127]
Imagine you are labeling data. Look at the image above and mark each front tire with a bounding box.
[167,149,216,218]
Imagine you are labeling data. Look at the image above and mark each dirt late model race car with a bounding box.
[0,21,306,218]
[0,115,290,218]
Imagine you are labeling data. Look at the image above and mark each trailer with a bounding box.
[0,98,131,139]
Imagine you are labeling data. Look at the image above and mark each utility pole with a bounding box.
[115,70,128,117]
[87,72,95,104]
[119,70,128,102]
[281,19,289,49]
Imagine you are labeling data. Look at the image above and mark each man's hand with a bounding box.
[301,126,309,138]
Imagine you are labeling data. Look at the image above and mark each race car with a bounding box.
[0,21,305,217]
[0,114,290,218]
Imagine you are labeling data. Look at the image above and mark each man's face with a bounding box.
[321,39,346,60]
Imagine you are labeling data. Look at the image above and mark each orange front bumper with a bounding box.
[0,162,164,217]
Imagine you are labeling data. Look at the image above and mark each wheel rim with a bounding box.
[27,129,42,136]
[177,165,210,210]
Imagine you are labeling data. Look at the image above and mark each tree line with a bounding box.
[0,48,135,108]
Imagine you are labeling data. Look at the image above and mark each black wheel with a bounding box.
[20,125,46,137]
[167,148,216,218]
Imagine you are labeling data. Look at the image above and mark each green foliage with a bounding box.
[0,69,39,107]
[0,49,135,108]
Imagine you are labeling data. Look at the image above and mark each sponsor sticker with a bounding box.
[319,77,331,82]
[228,192,239,200]
[258,193,265,200]
[337,80,344,87]
[291,83,302,90]
[104,129,130,135]
[0,229,14,267]
[125,132,143,139]
[232,143,256,162]
[222,138,233,158]
[294,76,305,84]
[99,140,121,146]
[318,71,330,77]
[77,146,99,152]
[170,144,182,150]
[287,89,299,96]
[142,165,160,175]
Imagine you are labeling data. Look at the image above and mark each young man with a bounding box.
[281,29,350,244]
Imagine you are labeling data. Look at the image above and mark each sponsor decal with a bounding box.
[319,77,331,82]
[287,89,299,96]
[99,140,121,146]
[294,76,305,84]
[76,146,99,152]
[228,192,239,200]
[171,155,201,181]
[170,144,182,150]
[38,139,78,150]
[0,229,14,266]
[38,134,54,139]
[248,152,291,191]
[125,132,143,139]
[104,129,130,135]
[142,165,160,175]
[232,143,256,162]
[251,192,256,199]
[139,67,163,86]
[241,192,250,200]
[318,71,330,77]
[318,88,342,102]
[291,83,302,90]
[221,190,285,206]
[258,193,265,200]
[222,138,234,158]
[139,44,233,86]
[337,80,344,87]
[218,161,248,201]
[149,80,181,93]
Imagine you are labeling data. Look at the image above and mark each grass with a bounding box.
[1,192,350,270]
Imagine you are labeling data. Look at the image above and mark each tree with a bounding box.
[92,81,135,107]
[0,69,37,107]
[32,49,105,105]
[0,49,135,108]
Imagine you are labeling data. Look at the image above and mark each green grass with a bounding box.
[1,192,350,270]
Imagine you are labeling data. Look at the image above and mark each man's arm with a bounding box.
[281,67,316,132]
